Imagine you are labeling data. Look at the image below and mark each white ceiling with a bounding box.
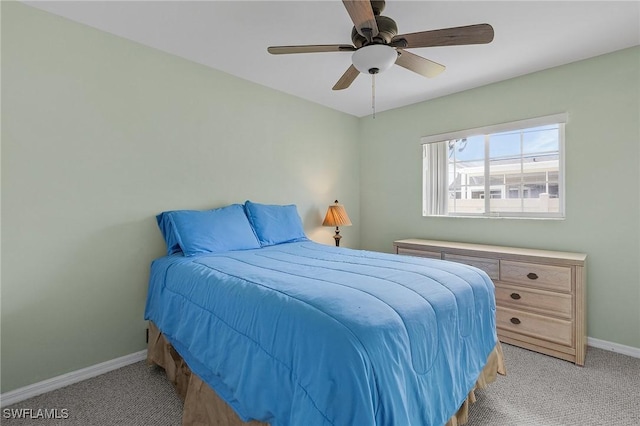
[25,1,640,117]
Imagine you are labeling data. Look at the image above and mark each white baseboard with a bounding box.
[588,337,640,359]
[0,350,147,408]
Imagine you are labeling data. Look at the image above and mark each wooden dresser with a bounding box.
[393,239,587,366]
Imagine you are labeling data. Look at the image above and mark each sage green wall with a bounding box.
[359,46,640,349]
[2,1,638,396]
[1,2,360,393]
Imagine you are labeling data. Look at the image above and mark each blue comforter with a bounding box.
[145,241,497,426]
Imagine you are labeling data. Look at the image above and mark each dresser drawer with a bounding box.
[444,253,499,280]
[396,247,442,259]
[497,307,573,346]
[500,260,572,292]
[495,283,572,319]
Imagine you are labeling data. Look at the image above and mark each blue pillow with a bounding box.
[156,204,261,256]
[244,201,307,247]
[156,211,182,255]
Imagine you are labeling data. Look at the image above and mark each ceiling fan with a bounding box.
[267,0,494,91]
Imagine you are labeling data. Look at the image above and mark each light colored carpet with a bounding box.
[3,344,639,425]
[466,344,640,426]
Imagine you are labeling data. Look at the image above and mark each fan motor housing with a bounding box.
[371,0,386,15]
[351,15,398,47]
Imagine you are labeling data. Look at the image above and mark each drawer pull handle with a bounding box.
[510,317,521,325]
[527,272,539,280]
[510,293,521,300]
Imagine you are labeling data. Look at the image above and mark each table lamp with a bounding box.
[322,200,352,247]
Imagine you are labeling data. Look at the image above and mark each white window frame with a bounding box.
[422,113,567,219]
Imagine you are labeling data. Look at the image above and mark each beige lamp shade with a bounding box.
[322,200,352,227]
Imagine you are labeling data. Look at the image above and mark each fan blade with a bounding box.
[395,50,445,78]
[268,45,356,55]
[392,24,494,49]
[342,0,379,39]
[332,65,360,90]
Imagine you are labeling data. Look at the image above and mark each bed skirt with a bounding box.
[147,322,506,426]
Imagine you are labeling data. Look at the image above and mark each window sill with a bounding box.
[424,214,565,221]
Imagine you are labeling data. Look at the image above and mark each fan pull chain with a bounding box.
[371,73,376,119]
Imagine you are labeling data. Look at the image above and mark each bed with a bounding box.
[145,202,505,426]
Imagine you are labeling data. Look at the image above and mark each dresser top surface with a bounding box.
[394,239,587,264]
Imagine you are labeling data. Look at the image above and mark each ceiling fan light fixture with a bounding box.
[352,44,397,74]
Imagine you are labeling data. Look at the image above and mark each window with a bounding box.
[422,114,565,218]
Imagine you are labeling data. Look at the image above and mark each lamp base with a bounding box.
[333,228,342,247]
